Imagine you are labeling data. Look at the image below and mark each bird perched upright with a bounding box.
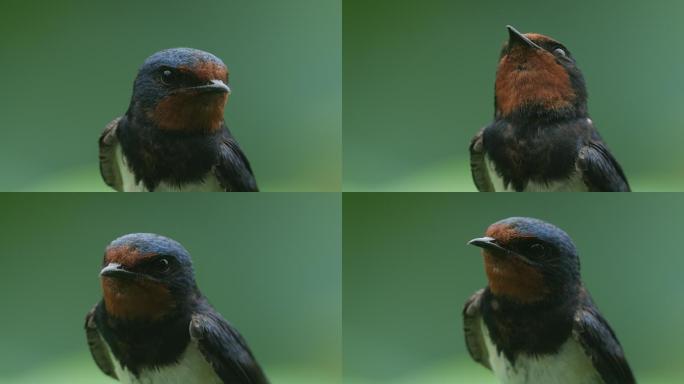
[100,48,258,192]
[470,26,630,192]
[463,217,635,384]
[85,233,269,383]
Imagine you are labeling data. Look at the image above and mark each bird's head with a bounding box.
[129,48,230,133]
[495,26,587,121]
[99,233,198,321]
[469,217,580,304]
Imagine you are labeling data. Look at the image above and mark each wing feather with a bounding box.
[190,310,269,384]
[84,306,117,379]
[469,130,495,192]
[578,141,630,192]
[573,294,636,383]
[214,127,258,192]
[463,289,490,369]
[99,117,123,191]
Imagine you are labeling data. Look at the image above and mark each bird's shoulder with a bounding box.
[213,125,258,192]
[84,303,117,379]
[189,303,269,383]
[462,288,490,369]
[571,289,636,384]
[577,125,631,191]
[99,116,124,191]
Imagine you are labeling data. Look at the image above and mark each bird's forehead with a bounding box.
[179,60,228,82]
[485,223,520,244]
[105,245,157,268]
[524,33,559,46]
[501,33,563,58]
[143,48,228,80]
[109,233,190,257]
[487,218,574,249]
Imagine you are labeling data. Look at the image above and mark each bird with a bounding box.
[99,48,258,192]
[463,217,635,384]
[470,26,630,192]
[85,233,269,384]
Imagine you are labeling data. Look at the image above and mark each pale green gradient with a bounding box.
[0,0,341,191]
[344,0,684,191]
[343,193,684,382]
[0,193,341,382]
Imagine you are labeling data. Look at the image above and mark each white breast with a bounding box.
[108,341,223,384]
[481,322,602,384]
[115,146,223,192]
[485,155,588,192]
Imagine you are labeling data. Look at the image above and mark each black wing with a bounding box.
[99,117,123,191]
[578,140,630,192]
[190,309,269,384]
[573,294,636,384]
[462,289,491,369]
[469,129,495,192]
[214,126,258,192]
[84,305,117,379]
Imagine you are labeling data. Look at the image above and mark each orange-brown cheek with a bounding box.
[152,93,227,132]
[101,277,176,321]
[495,49,575,117]
[483,252,548,303]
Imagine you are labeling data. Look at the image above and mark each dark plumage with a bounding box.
[85,233,269,383]
[463,217,635,383]
[470,26,630,192]
[99,48,258,192]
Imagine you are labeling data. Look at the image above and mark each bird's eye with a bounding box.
[553,47,567,57]
[156,257,170,273]
[160,69,175,85]
[528,243,546,258]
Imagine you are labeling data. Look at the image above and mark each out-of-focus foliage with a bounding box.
[344,0,684,191]
[0,193,341,382]
[343,193,684,382]
[0,0,341,191]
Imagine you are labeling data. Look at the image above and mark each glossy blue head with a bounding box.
[100,233,198,320]
[128,48,231,132]
[469,217,580,303]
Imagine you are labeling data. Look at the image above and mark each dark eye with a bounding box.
[160,69,176,85]
[553,47,567,57]
[156,257,170,273]
[528,243,546,258]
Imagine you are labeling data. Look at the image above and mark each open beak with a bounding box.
[507,25,542,50]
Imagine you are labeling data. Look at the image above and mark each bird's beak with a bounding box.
[468,236,540,266]
[187,79,231,95]
[507,25,542,50]
[100,263,136,279]
[468,237,509,253]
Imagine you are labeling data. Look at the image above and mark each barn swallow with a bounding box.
[99,48,258,192]
[470,26,630,192]
[463,217,635,383]
[85,233,269,383]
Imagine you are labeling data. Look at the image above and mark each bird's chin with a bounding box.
[101,277,175,321]
[153,93,227,132]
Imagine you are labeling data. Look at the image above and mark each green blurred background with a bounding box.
[0,0,341,192]
[0,193,341,383]
[343,193,684,383]
[343,0,684,191]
